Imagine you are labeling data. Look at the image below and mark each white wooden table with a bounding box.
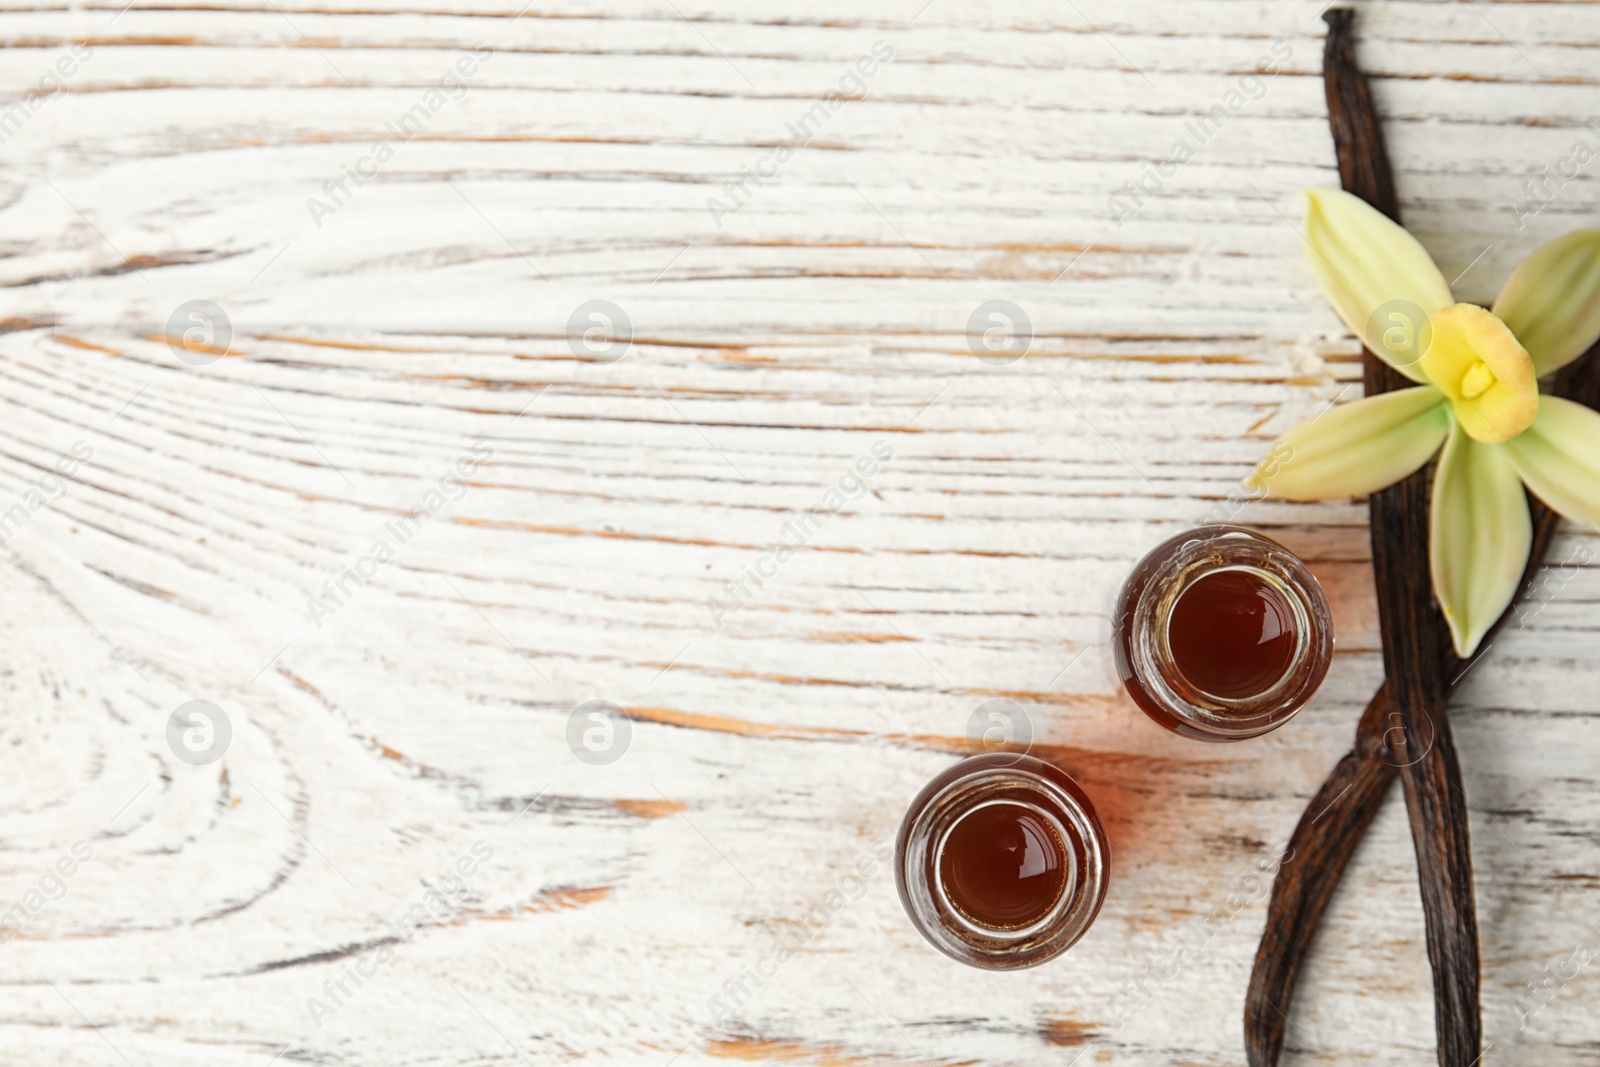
[2,1,1598,1063]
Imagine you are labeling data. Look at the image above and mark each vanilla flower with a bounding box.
[1250,189,1600,656]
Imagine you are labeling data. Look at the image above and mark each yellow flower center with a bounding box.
[1458,361,1496,399]
[1418,303,1539,444]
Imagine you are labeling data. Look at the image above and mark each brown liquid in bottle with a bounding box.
[938,802,1068,930]
[1167,569,1297,701]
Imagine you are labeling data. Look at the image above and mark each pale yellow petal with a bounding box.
[1303,188,1453,383]
[1492,229,1600,377]
[1502,395,1600,528]
[1417,303,1539,444]
[1246,386,1448,500]
[1430,416,1533,658]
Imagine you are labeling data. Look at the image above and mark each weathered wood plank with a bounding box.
[0,2,1597,1064]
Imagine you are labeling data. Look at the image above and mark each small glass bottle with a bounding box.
[895,754,1109,969]
[1113,525,1333,742]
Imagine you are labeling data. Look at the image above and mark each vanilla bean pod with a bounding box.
[1245,346,1600,1067]
[1241,9,1598,1064]
[1244,684,1395,1066]
[1274,12,1480,1062]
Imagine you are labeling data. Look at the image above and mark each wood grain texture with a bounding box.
[1,1,1598,1064]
